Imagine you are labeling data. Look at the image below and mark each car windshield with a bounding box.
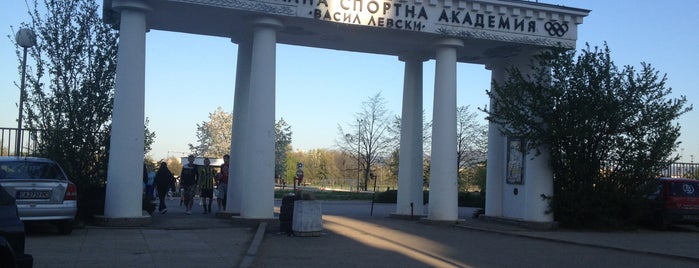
[0,161,67,181]
[669,180,699,197]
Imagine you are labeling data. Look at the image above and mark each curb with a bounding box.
[456,224,699,263]
[239,222,267,268]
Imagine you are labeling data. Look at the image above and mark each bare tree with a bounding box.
[386,112,432,189]
[456,105,487,189]
[337,93,394,191]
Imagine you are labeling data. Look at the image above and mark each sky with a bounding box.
[1,0,698,163]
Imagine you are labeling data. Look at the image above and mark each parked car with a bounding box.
[640,177,699,229]
[0,157,77,234]
[0,184,33,268]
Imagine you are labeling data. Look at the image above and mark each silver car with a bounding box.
[0,157,77,234]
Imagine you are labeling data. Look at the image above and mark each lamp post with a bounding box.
[370,172,377,216]
[15,28,36,156]
[356,119,362,192]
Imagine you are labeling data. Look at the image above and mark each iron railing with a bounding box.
[0,127,40,156]
[2,126,698,178]
[659,162,699,179]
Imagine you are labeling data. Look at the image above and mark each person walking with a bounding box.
[180,155,199,215]
[198,157,216,214]
[216,154,230,212]
[154,162,175,214]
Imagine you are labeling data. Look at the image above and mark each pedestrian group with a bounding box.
[152,154,229,215]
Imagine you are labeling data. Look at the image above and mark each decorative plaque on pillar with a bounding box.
[506,138,524,184]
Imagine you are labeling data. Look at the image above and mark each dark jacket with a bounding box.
[180,164,198,186]
[154,165,175,190]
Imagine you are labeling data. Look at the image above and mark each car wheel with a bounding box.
[57,220,73,235]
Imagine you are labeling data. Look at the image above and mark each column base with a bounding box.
[479,215,558,230]
[389,213,427,220]
[215,211,240,219]
[418,218,465,226]
[93,212,151,227]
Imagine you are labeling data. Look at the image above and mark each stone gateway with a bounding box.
[101,0,588,226]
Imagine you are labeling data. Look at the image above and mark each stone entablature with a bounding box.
[171,0,588,48]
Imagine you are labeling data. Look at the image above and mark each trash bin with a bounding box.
[279,194,298,235]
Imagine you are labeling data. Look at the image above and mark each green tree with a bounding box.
[275,118,293,182]
[385,148,400,187]
[386,112,432,190]
[337,93,395,191]
[303,149,336,185]
[144,117,156,155]
[18,0,118,213]
[284,150,303,186]
[486,43,692,228]
[189,107,232,157]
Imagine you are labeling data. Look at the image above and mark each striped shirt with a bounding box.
[198,166,215,189]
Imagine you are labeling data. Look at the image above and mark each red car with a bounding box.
[642,177,699,229]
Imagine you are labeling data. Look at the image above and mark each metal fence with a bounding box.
[2,126,698,178]
[660,162,699,179]
[0,127,40,156]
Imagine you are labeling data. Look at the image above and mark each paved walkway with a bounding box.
[24,199,699,267]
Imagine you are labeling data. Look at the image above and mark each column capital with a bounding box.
[485,58,508,71]
[111,0,152,12]
[231,34,251,46]
[398,52,429,63]
[432,38,464,49]
[253,17,285,31]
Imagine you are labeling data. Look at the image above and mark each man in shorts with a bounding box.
[198,157,216,214]
[179,155,198,215]
[216,154,230,211]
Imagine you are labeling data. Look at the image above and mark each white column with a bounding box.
[240,18,283,219]
[228,37,252,214]
[428,38,463,221]
[396,54,425,216]
[104,1,150,218]
[484,62,506,217]
[518,56,554,223]
[524,145,553,222]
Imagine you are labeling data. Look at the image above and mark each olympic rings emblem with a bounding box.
[545,21,568,37]
[682,184,695,195]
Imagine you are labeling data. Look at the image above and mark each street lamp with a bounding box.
[15,28,36,156]
[356,119,362,192]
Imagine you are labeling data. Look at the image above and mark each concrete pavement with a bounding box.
[23,198,699,267]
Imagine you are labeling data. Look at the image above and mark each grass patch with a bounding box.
[275,188,485,208]
[275,188,373,200]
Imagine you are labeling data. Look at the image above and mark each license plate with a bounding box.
[16,190,52,199]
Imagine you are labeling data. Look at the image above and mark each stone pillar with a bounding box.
[517,56,554,223]
[524,145,553,222]
[485,54,554,225]
[428,38,463,221]
[240,18,283,219]
[103,0,150,220]
[395,54,425,216]
[228,37,252,215]
[484,61,506,217]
